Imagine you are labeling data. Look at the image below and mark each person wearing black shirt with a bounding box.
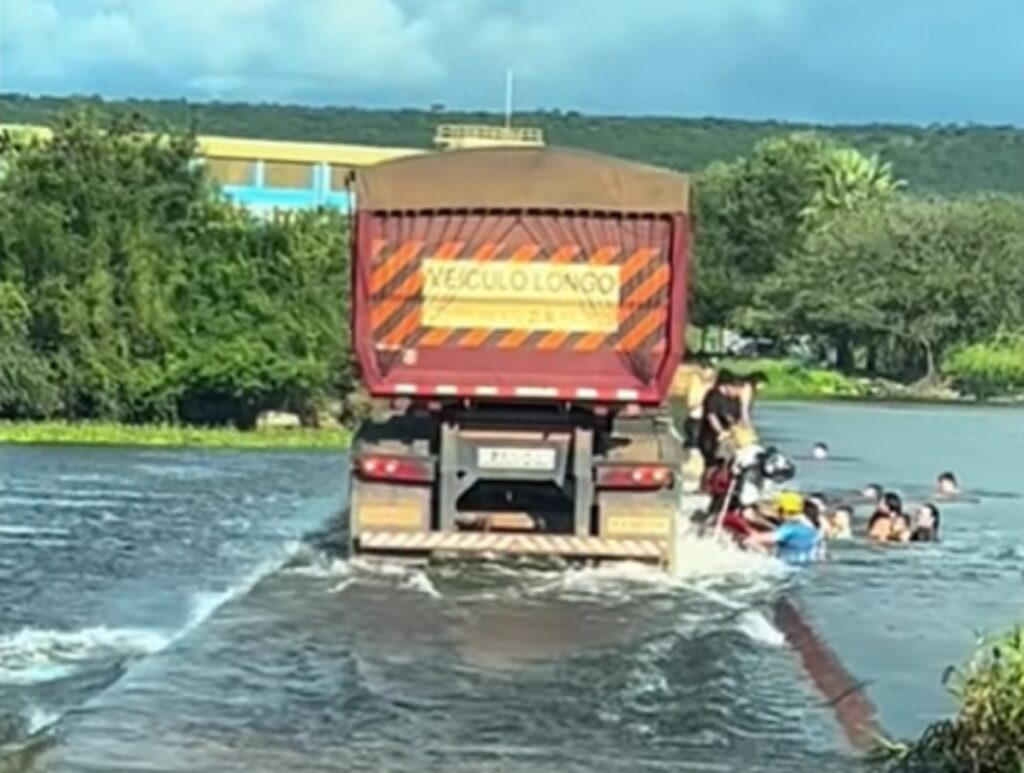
[697,372,742,467]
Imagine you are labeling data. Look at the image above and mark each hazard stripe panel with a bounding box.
[389,384,642,402]
[357,531,668,561]
[368,243,668,352]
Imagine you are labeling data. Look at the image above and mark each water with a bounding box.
[1,403,1022,771]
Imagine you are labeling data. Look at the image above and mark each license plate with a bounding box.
[477,447,556,471]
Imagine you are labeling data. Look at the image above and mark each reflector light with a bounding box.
[357,455,434,484]
[596,464,674,490]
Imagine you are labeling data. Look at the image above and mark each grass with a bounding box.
[716,358,865,400]
[0,421,352,450]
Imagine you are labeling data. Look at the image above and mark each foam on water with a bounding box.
[180,540,306,639]
[0,535,306,757]
[519,532,788,605]
[279,541,356,578]
[283,557,351,579]
[0,525,71,538]
[672,530,789,581]
[285,548,448,600]
[25,708,62,737]
[0,627,169,687]
[401,571,442,599]
[735,611,786,648]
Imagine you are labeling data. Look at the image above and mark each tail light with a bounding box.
[356,455,434,484]
[595,464,674,490]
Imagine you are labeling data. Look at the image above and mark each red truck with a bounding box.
[347,146,690,567]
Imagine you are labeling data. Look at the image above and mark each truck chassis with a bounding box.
[348,405,682,568]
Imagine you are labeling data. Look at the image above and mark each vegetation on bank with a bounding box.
[4,93,1024,196]
[712,359,864,400]
[877,627,1024,773]
[691,132,1024,399]
[0,111,356,429]
[0,421,351,450]
[5,106,1024,429]
[944,338,1024,401]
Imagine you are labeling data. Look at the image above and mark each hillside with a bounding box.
[3,93,1024,195]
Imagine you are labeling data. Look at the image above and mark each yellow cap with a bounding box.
[777,491,804,516]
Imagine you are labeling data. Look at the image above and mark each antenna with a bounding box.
[504,69,514,129]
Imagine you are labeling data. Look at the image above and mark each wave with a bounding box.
[0,627,169,687]
[0,525,71,538]
[0,536,305,759]
[179,539,306,639]
[0,495,134,510]
[672,530,790,581]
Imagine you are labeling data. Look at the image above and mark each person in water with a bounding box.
[811,442,829,461]
[936,472,960,497]
[826,505,854,540]
[746,492,823,564]
[802,497,829,554]
[860,483,883,505]
[867,492,910,543]
[910,503,941,542]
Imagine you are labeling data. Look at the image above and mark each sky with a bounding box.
[2,0,1023,125]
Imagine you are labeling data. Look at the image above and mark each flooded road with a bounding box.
[2,403,1022,771]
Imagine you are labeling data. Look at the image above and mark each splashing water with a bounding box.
[0,628,168,687]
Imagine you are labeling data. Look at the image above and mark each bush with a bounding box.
[0,111,355,427]
[718,358,863,399]
[944,339,1024,399]
[879,627,1024,773]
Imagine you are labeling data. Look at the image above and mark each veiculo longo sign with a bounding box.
[420,259,622,334]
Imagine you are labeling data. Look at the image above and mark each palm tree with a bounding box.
[802,148,905,225]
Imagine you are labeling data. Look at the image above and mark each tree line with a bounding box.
[4,93,1024,196]
[2,110,1023,427]
[693,132,1024,395]
[0,112,355,426]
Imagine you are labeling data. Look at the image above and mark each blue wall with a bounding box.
[215,161,354,213]
[221,185,354,213]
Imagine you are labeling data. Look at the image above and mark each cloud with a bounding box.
[1,0,1022,124]
[3,0,443,100]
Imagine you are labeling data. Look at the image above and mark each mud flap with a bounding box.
[597,491,677,569]
[349,478,431,545]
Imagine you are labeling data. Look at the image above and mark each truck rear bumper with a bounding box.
[356,530,670,564]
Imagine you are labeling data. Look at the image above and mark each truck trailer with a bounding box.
[347,147,690,568]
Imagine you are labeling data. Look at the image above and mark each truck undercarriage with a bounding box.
[349,405,682,567]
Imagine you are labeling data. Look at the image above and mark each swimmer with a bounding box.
[811,442,829,461]
[910,504,941,542]
[826,505,854,540]
[746,492,824,565]
[936,472,960,497]
[805,492,828,530]
[867,492,910,543]
[861,483,883,504]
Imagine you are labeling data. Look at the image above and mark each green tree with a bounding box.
[693,133,898,336]
[763,195,1024,380]
[802,147,904,227]
[0,110,355,426]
